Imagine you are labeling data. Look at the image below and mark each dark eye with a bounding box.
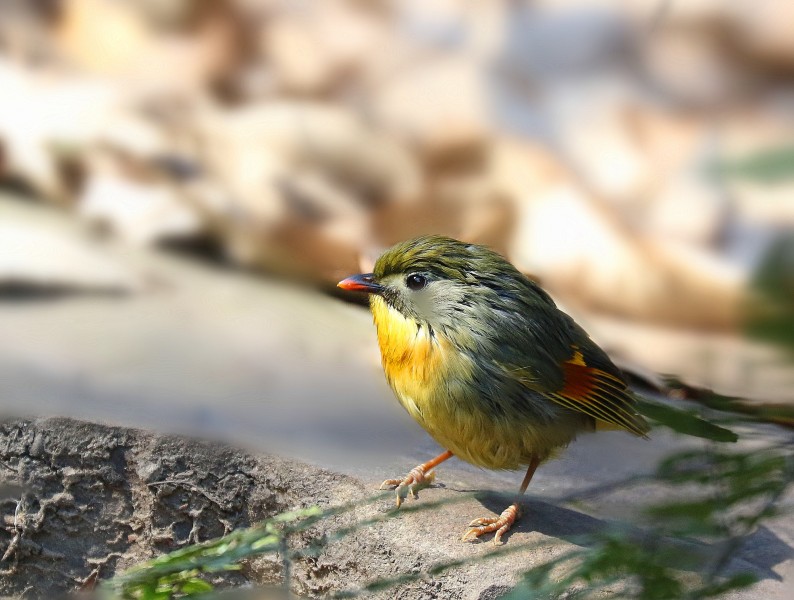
[406,274,427,291]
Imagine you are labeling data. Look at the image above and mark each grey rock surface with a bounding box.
[0,417,790,600]
[0,199,139,293]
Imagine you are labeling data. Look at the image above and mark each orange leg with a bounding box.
[462,456,540,545]
[380,450,453,507]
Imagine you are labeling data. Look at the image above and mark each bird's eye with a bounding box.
[406,274,427,291]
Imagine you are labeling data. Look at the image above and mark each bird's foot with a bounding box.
[379,465,436,508]
[462,502,521,545]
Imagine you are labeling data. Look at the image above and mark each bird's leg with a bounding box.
[380,450,453,507]
[462,456,540,544]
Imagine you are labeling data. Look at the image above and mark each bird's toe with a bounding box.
[379,466,436,507]
[379,478,403,490]
[462,503,521,544]
[467,516,496,528]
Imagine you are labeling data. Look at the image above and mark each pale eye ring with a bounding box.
[406,274,427,291]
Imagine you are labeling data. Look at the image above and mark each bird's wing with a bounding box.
[494,305,649,438]
[540,342,650,437]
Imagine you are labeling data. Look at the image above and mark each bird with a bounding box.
[337,235,649,544]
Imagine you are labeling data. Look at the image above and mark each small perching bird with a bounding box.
[338,235,650,543]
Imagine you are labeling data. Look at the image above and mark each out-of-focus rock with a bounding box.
[311,0,391,78]
[198,102,420,213]
[193,102,422,284]
[372,167,514,257]
[0,1,60,63]
[559,103,733,247]
[368,122,516,257]
[647,175,728,245]
[497,3,632,82]
[373,57,490,165]
[0,60,120,205]
[0,196,139,294]
[622,108,729,245]
[560,106,652,208]
[498,139,745,329]
[55,0,149,74]
[437,172,515,255]
[68,99,427,284]
[79,170,202,246]
[641,24,739,106]
[76,112,206,245]
[96,111,174,161]
[513,187,746,328]
[263,16,336,96]
[623,0,794,74]
[54,0,245,94]
[724,1,794,73]
[262,0,390,96]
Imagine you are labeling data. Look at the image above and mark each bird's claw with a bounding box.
[379,466,436,507]
[462,503,521,545]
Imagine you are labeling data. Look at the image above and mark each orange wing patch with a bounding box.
[546,348,650,438]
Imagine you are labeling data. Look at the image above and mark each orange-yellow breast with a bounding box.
[369,296,451,421]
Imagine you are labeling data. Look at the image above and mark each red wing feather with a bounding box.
[546,348,650,438]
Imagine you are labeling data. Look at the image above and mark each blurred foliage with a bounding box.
[657,375,794,429]
[745,234,794,356]
[634,398,738,442]
[99,401,794,600]
[505,446,792,600]
[103,507,322,600]
[711,146,794,184]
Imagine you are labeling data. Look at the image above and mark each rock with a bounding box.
[1,415,789,599]
[559,104,652,207]
[723,1,794,73]
[0,59,120,205]
[647,174,729,245]
[261,0,389,97]
[198,102,420,210]
[0,197,140,294]
[641,23,740,106]
[0,417,562,598]
[372,57,490,165]
[78,158,204,246]
[0,417,340,597]
[499,140,746,329]
[54,0,244,94]
[193,102,421,284]
[512,186,746,328]
[496,2,632,82]
[309,0,390,80]
[622,0,794,74]
[263,16,337,96]
[619,107,724,241]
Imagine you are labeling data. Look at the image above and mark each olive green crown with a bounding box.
[373,235,518,282]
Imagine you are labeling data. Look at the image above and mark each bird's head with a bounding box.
[338,235,551,335]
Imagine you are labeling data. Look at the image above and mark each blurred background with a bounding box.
[0,0,793,483]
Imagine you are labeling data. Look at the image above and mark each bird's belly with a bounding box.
[389,365,585,469]
[401,388,583,470]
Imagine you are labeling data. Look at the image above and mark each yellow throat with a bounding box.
[369,296,452,421]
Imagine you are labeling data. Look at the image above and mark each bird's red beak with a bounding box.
[337,273,383,294]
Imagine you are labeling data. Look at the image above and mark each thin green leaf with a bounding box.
[636,399,739,442]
